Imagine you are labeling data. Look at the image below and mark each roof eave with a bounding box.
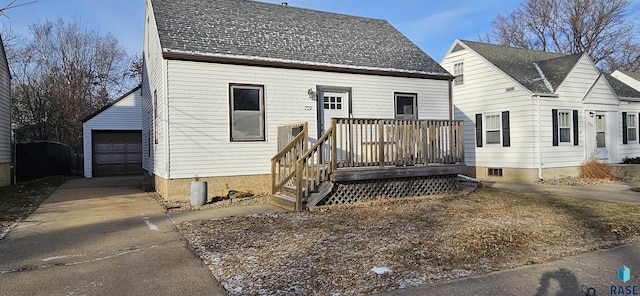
[162,51,453,81]
[531,92,559,98]
[619,96,640,102]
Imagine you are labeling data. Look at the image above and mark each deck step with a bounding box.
[270,194,297,212]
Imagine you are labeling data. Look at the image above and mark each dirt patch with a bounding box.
[539,176,615,186]
[177,188,640,295]
[150,191,271,213]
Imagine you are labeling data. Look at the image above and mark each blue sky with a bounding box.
[0,0,637,61]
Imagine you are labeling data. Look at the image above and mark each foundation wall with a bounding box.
[0,162,9,186]
[466,166,580,182]
[154,174,271,201]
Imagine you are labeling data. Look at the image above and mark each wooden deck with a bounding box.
[271,118,465,211]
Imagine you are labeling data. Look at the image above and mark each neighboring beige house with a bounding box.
[143,0,455,201]
[441,40,640,181]
[0,34,11,186]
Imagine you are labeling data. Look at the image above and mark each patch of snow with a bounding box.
[397,276,426,289]
[225,274,245,295]
[533,62,554,93]
[142,217,159,231]
[164,49,446,76]
[0,222,17,240]
[453,269,472,278]
[42,255,82,262]
[371,267,392,275]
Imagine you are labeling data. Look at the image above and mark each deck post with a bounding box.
[331,119,337,173]
[295,160,303,212]
[378,120,384,167]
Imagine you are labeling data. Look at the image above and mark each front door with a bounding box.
[320,91,349,134]
[595,113,608,160]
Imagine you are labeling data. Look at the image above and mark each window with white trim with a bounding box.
[395,93,417,120]
[558,111,571,143]
[453,62,464,86]
[230,84,265,141]
[485,114,501,144]
[628,113,637,142]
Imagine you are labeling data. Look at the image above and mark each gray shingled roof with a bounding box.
[460,40,582,94]
[603,72,640,100]
[150,0,450,77]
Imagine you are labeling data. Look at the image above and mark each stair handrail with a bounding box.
[271,125,308,195]
[295,123,336,211]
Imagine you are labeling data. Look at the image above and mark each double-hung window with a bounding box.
[230,84,265,141]
[453,62,464,86]
[628,113,637,142]
[485,114,501,144]
[395,93,417,120]
[558,111,571,143]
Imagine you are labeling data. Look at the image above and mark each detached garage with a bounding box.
[82,86,142,178]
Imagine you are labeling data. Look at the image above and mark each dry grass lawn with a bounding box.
[178,188,640,295]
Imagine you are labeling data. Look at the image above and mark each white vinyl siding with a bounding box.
[164,60,450,179]
[142,1,168,177]
[0,39,10,165]
[82,89,143,178]
[443,43,534,169]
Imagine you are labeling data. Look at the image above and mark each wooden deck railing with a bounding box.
[295,125,335,211]
[271,118,464,211]
[332,118,464,168]
[271,123,308,195]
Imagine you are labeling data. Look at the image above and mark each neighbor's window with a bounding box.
[628,113,637,142]
[485,114,501,144]
[558,111,571,143]
[453,62,464,86]
[395,93,417,120]
[230,84,265,141]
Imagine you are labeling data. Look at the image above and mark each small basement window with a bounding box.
[488,168,503,177]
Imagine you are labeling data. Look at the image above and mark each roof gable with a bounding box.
[459,40,582,94]
[150,0,450,78]
[81,86,142,123]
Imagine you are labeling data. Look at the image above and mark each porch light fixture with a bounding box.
[307,88,315,99]
[589,112,595,118]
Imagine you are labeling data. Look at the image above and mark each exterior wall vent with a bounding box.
[505,87,515,92]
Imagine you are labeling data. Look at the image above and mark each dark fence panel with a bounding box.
[16,142,72,182]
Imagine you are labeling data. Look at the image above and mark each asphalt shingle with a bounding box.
[151,0,450,77]
[460,40,579,94]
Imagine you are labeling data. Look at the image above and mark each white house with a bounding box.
[0,34,11,186]
[82,86,143,178]
[143,0,455,200]
[441,40,640,181]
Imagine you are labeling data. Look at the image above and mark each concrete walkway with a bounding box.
[0,176,226,296]
[380,242,640,296]
[486,180,640,204]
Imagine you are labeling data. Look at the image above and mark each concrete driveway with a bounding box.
[0,176,226,296]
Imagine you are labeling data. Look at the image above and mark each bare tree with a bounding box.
[487,0,640,71]
[0,0,36,18]
[10,19,138,150]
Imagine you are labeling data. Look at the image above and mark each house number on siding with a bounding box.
[304,106,313,111]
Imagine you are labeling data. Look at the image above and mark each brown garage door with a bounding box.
[92,130,143,177]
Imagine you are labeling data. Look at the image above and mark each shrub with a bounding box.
[579,158,617,180]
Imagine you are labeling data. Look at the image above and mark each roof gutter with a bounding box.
[162,51,454,81]
[531,92,559,98]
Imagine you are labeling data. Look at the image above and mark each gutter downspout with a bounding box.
[448,79,453,120]
[535,95,543,180]
[164,59,170,180]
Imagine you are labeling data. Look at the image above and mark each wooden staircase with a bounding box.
[270,122,336,211]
